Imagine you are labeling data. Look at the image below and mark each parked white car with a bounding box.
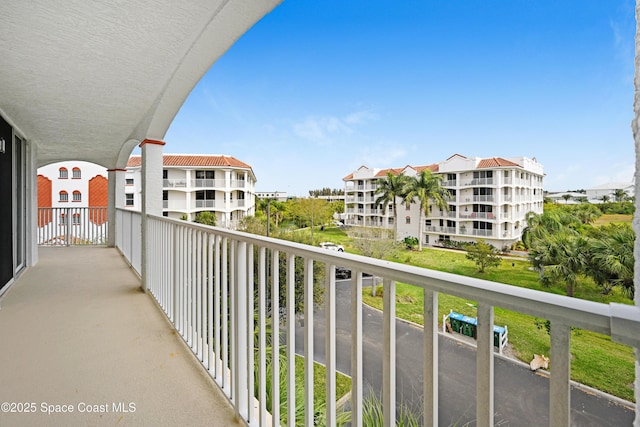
[319,242,344,252]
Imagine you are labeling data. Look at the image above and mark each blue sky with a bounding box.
[164,0,636,196]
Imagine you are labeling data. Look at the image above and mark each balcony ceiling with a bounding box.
[0,0,281,169]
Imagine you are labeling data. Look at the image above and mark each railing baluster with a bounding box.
[258,246,267,426]
[173,224,179,328]
[286,253,296,427]
[476,303,495,427]
[271,249,280,426]
[350,270,363,427]
[423,289,438,427]
[207,233,214,373]
[230,240,236,399]
[196,231,203,360]
[214,234,221,381]
[222,237,229,392]
[304,258,315,427]
[325,264,337,426]
[247,243,255,425]
[234,240,248,421]
[382,278,396,427]
[550,322,571,427]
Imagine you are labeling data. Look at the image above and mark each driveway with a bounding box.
[295,277,636,426]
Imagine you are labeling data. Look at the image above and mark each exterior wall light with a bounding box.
[0,137,5,154]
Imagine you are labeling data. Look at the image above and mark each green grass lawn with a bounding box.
[593,213,633,226]
[311,225,636,401]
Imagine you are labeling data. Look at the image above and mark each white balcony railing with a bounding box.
[163,179,188,188]
[191,179,226,188]
[115,211,640,427]
[115,209,141,276]
[461,178,494,186]
[194,200,218,209]
[37,207,109,246]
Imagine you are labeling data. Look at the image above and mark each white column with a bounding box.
[140,139,164,292]
[225,170,232,227]
[633,2,640,424]
[107,168,126,247]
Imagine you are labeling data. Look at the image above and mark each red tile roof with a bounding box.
[127,154,253,169]
[477,157,520,168]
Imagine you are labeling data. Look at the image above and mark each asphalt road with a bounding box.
[294,277,636,426]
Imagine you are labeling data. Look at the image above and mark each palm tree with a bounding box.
[374,171,410,240]
[612,189,627,202]
[561,194,572,204]
[587,224,635,298]
[529,232,588,297]
[601,195,610,203]
[521,209,581,249]
[404,170,450,251]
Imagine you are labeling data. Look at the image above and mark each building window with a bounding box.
[195,170,215,179]
[125,193,134,207]
[195,190,215,208]
[72,167,81,179]
[126,178,134,186]
[59,191,68,202]
[162,169,168,179]
[59,167,68,179]
[72,213,81,225]
[72,190,81,202]
[60,214,66,225]
[405,216,411,224]
[196,190,215,200]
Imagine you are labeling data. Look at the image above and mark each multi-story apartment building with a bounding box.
[126,154,257,228]
[344,154,544,248]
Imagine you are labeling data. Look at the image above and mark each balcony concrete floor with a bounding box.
[0,247,242,427]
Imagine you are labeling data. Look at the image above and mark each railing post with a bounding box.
[286,253,296,427]
[350,271,363,427]
[423,290,438,427]
[173,224,179,329]
[382,279,396,427]
[65,207,70,246]
[234,240,248,421]
[271,249,280,425]
[476,303,494,427]
[304,257,315,427]
[325,264,337,426]
[549,322,571,427]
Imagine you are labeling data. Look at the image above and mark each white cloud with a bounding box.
[344,110,378,125]
[355,145,408,169]
[292,110,378,143]
[293,116,351,142]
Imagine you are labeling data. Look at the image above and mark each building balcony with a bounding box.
[191,178,227,188]
[425,226,457,234]
[163,178,188,188]
[458,212,497,220]
[114,210,635,426]
[10,208,639,427]
[461,178,495,186]
[0,246,241,426]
